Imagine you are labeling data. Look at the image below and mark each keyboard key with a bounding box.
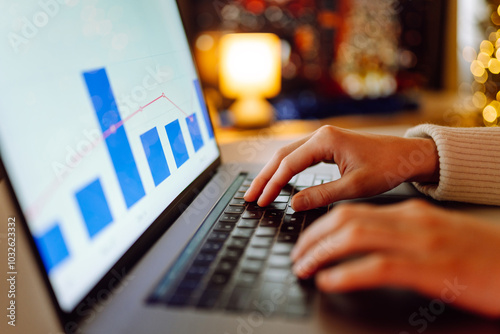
[283,214,304,225]
[245,247,269,260]
[235,272,259,287]
[250,237,273,248]
[279,189,292,196]
[296,174,315,187]
[225,287,254,311]
[268,255,293,268]
[220,248,243,261]
[186,266,209,279]
[242,179,253,187]
[194,252,216,265]
[215,260,237,274]
[208,231,229,242]
[201,241,223,253]
[209,273,231,287]
[310,206,328,214]
[227,237,249,249]
[288,284,314,303]
[278,233,299,243]
[220,213,240,222]
[273,195,290,203]
[259,217,281,227]
[232,228,254,239]
[280,224,301,234]
[285,206,296,215]
[237,219,259,229]
[264,210,283,219]
[263,268,296,283]
[247,203,266,211]
[242,211,263,219]
[271,243,294,255]
[316,174,332,182]
[213,222,235,232]
[225,206,245,214]
[255,227,277,237]
[241,259,265,273]
[229,199,247,206]
[196,289,222,308]
[259,282,287,307]
[239,185,250,193]
[267,203,287,211]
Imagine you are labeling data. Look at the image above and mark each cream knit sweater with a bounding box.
[405,124,500,206]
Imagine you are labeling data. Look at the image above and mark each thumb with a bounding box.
[291,172,364,211]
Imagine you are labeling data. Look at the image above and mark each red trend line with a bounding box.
[26,92,192,220]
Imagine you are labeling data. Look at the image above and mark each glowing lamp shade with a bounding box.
[219,33,281,128]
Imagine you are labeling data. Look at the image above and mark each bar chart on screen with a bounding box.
[34,68,215,273]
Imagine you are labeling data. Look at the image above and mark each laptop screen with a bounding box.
[0,0,219,312]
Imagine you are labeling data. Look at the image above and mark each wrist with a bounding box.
[405,138,439,184]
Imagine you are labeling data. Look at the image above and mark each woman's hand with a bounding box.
[244,126,439,211]
[291,199,500,317]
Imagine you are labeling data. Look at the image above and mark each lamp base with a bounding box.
[229,97,274,129]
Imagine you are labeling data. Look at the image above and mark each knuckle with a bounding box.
[343,222,365,246]
[280,156,295,174]
[317,125,337,138]
[371,255,393,277]
[314,186,334,206]
[421,231,445,251]
[333,204,355,222]
[273,147,288,161]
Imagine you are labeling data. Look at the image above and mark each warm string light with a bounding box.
[469,5,500,126]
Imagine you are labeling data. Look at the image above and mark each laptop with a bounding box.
[1,1,499,333]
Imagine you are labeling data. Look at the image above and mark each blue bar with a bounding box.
[35,224,69,273]
[186,113,204,152]
[193,79,214,139]
[83,68,145,208]
[140,127,171,186]
[165,119,189,168]
[75,178,114,238]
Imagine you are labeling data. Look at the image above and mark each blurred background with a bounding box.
[176,0,500,142]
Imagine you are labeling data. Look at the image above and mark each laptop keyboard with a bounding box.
[148,172,333,317]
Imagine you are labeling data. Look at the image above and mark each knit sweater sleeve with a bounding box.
[404,124,500,206]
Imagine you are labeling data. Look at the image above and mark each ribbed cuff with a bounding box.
[405,124,500,206]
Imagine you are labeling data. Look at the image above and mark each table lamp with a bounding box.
[219,33,281,128]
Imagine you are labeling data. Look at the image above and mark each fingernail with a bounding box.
[293,195,310,211]
[292,259,308,277]
[290,247,299,261]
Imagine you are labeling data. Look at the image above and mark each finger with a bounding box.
[290,170,368,211]
[315,253,417,292]
[292,219,409,278]
[257,134,331,207]
[291,203,375,261]
[244,134,314,202]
